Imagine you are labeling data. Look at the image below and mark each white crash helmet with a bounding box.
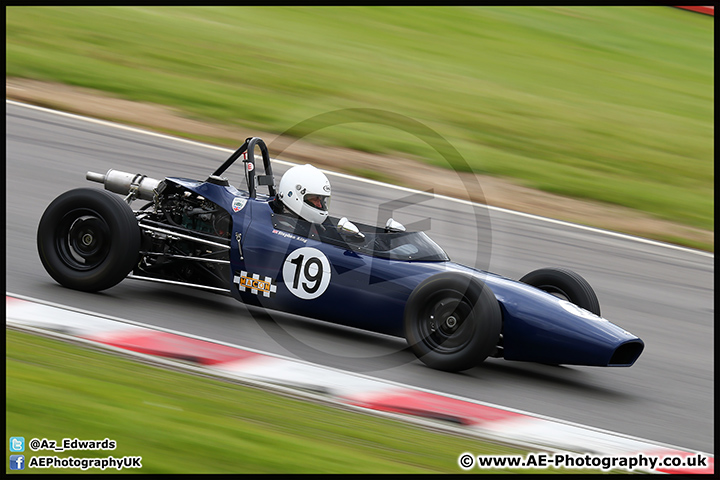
[277,164,331,224]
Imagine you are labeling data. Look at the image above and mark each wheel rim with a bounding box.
[416,289,475,354]
[56,209,111,270]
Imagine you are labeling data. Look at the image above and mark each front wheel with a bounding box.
[37,188,141,292]
[404,273,502,372]
[519,267,600,316]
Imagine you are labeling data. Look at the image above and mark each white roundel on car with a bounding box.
[282,247,331,299]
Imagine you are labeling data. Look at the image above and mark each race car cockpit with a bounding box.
[270,210,449,262]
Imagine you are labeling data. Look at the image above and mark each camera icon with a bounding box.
[9,437,25,452]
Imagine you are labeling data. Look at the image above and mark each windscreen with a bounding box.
[272,212,449,262]
[344,230,449,262]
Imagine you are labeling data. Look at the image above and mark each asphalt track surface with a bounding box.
[6,101,714,454]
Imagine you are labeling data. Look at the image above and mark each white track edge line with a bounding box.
[6,291,713,460]
[6,99,712,259]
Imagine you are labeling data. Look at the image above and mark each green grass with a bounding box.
[5,6,713,230]
[6,328,616,474]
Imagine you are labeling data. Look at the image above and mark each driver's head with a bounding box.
[277,164,331,224]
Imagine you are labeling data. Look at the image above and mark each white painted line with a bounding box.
[5,296,149,337]
[212,356,406,398]
[6,99,713,258]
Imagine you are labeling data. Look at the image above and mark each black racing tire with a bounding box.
[37,188,141,292]
[404,272,502,372]
[519,267,601,316]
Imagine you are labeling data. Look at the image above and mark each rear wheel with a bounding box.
[37,188,141,292]
[404,273,502,372]
[519,267,600,316]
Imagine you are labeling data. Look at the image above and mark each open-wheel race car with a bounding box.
[37,137,644,372]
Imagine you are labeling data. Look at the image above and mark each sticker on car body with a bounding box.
[232,197,247,212]
[234,271,277,297]
[283,247,331,300]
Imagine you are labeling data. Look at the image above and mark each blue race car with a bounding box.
[37,137,644,372]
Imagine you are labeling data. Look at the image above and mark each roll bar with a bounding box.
[211,137,276,198]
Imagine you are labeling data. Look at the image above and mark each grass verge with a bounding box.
[6,328,622,473]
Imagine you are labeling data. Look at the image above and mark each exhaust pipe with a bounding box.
[86,169,161,201]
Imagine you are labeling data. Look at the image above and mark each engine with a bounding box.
[158,189,231,238]
[85,170,234,290]
[86,170,232,238]
[134,181,232,288]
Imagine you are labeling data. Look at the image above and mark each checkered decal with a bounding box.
[234,271,277,297]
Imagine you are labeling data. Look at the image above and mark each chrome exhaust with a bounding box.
[86,169,161,202]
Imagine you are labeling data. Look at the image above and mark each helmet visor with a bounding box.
[304,194,330,212]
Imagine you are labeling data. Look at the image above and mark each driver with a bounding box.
[273,164,406,245]
[272,164,367,243]
[273,164,331,224]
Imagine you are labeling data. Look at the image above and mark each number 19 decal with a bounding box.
[283,247,331,299]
